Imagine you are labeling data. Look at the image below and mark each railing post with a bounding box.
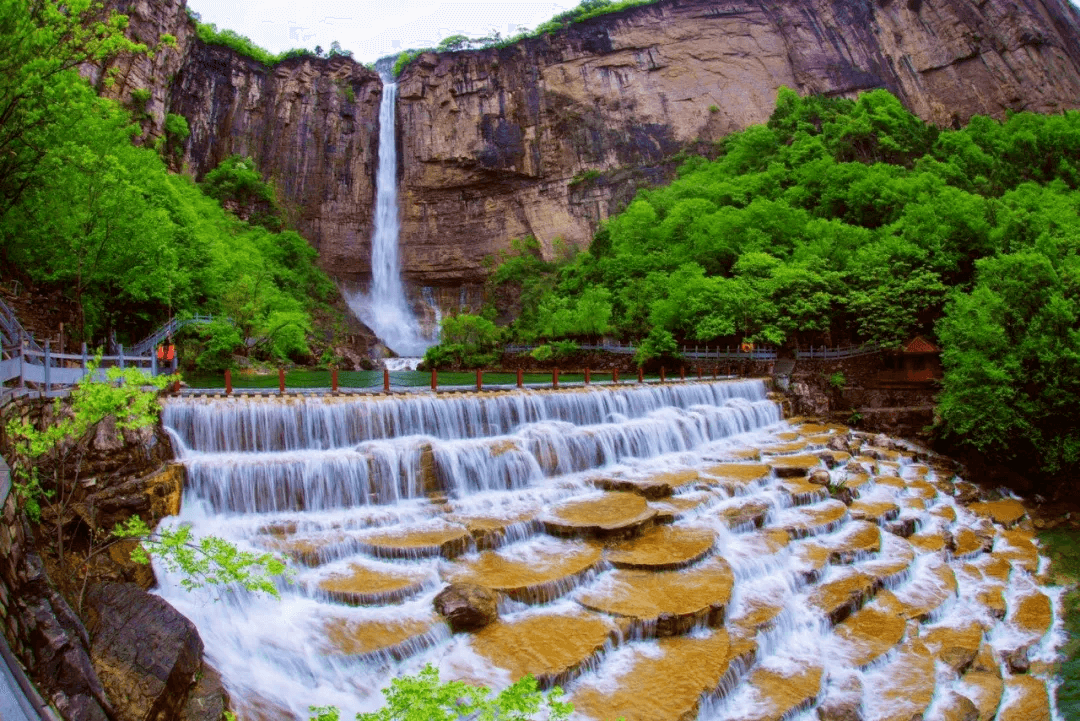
[332,367,338,393]
[431,368,438,391]
[638,367,643,384]
[383,368,390,393]
[553,367,559,389]
[278,367,285,395]
[225,369,232,396]
[585,368,591,385]
[697,366,702,380]
[118,343,125,370]
[713,365,718,378]
[44,340,51,395]
[151,347,157,376]
[679,366,685,381]
[613,368,619,384]
[516,368,523,389]
[18,330,25,389]
[476,368,483,391]
[660,366,665,383]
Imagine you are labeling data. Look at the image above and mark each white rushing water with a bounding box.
[155,380,1067,721]
[346,78,435,357]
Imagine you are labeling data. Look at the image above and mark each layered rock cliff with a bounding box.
[90,0,382,274]
[92,0,1080,287]
[395,0,1080,283]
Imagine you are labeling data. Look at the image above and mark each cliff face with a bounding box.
[395,0,1080,283]
[92,0,1080,287]
[91,0,382,275]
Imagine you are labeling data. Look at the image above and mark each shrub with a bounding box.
[130,88,151,106]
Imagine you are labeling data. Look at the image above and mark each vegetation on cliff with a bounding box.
[478,88,1079,481]
[0,0,335,368]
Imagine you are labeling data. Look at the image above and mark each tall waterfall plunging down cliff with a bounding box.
[155,380,1065,721]
[346,78,434,357]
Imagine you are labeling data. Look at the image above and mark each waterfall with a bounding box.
[346,77,434,357]
[154,380,1065,721]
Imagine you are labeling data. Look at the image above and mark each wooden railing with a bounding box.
[1,341,168,403]
[504,342,778,360]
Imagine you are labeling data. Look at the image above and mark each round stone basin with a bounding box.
[741,662,824,721]
[999,675,1050,721]
[319,615,440,660]
[605,525,715,571]
[857,534,915,586]
[893,561,957,621]
[569,629,742,721]
[445,513,537,550]
[783,500,848,539]
[809,568,877,625]
[863,639,936,721]
[764,440,809,454]
[834,589,905,668]
[471,610,616,689]
[701,462,770,491]
[969,499,1027,527]
[543,492,657,539]
[1010,591,1053,639]
[317,562,429,605]
[357,522,471,560]
[577,559,734,636]
[826,521,882,564]
[766,453,821,477]
[849,500,900,524]
[921,621,982,672]
[781,478,829,506]
[717,499,771,530]
[445,539,602,604]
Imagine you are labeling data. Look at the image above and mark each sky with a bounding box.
[187,0,1080,65]
[185,0,582,63]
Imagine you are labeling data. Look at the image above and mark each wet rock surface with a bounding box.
[433,583,499,632]
[151,386,1066,721]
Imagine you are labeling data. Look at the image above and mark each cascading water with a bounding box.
[155,380,1066,721]
[346,75,435,357]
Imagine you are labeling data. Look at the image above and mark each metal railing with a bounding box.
[1,341,167,402]
[795,344,882,360]
[131,314,216,357]
[504,342,778,360]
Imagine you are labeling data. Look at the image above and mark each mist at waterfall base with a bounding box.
[153,379,1066,721]
[346,79,436,359]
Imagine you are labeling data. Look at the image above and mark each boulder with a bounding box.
[178,662,230,721]
[809,469,832,486]
[85,583,203,721]
[434,583,499,632]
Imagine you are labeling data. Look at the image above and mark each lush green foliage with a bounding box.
[193,20,313,66]
[423,314,504,368]
[309,665,573,721]
[0,0,335,368]
[113,516,289,598]
[487,88,1080,478]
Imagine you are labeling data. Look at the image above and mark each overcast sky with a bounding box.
[185,0,581,63]
[186,0,1080,65]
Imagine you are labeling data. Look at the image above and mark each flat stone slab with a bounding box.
[569,629,747,721]
[471,610,616,689]
[809,568,877,625]
[922,621,983,673]
[863,639,936,721]
[357,522,472,559]
[998,675,1050,721]
[849,500,900,524]
[577,559,734,636]
[446,512,537,550]
[542,492,657,539]
[605,525,715,570]
[763,440,810,454]
[969,499,1027,527]
[781,478,829,506]
[826,521,882,564]
[783,500,848,539]
[445,539,602,604]
[766,454,821,477]
[319,615,439,660]
[717,499,771,530]
[317,563,429,605]
[834,590,905,668]
[741,662,824,721]
[594,469,698,499]
[995,529,1040,573]
[1010,591,1053,640]
[952,527,986,558]
[893,560,957,621]
[959,670,1004,721]
[701,462,770,491]
[909,532,948,554]
[858,534,915,586]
